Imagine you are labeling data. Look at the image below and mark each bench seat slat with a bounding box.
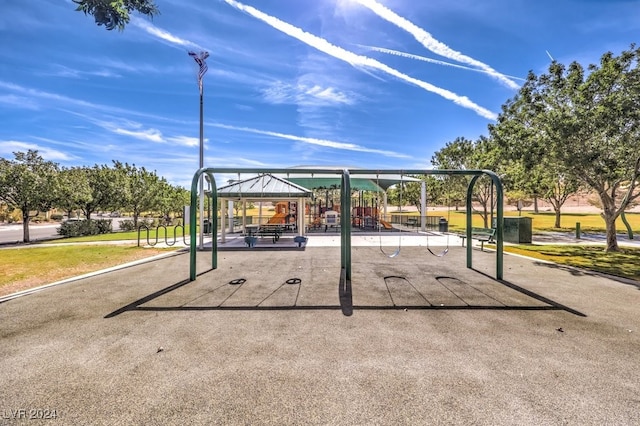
[461,227,496,250]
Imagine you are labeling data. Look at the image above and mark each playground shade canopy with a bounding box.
[216,172,420,197]
[283,172,420,192]
[217,174,314,199]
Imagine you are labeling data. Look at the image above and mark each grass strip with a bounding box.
[503,244,640,282]
[0,245,178,297]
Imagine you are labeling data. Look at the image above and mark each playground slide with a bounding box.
[379,219,393,229]
[268,212,286,224]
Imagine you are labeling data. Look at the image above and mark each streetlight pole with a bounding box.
[189,51,209,250]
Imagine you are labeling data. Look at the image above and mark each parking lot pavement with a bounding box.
[1,245,639,425]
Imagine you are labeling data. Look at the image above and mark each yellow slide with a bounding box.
[268,212,286,224]
[379,219,393,229]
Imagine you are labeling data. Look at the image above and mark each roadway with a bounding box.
[0,218,128,245]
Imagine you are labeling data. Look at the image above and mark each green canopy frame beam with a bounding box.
[188,168,503,282]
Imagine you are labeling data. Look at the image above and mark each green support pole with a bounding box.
[489,170,504,280]
[210,173,218,269]
[189,170,199,281]
[466,171,503,280]
[466,177,476,270]
[189,168,217,281]
[341,169,352,282]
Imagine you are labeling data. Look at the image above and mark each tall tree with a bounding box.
[403,176,441,214]
[113,161,161,228]
[432,136,502,227]
[157,179,189,224]
[0,151,60,242]
[74,0,159,30]
[431,137,473,211]
[56,167,93,219]
[491,46,640,251]
[79,164,124,220]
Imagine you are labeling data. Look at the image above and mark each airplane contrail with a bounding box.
[353,0,520,90]
[131,17,205,51]
[363,45,526,82]
[213,123,411,158]
[224,0,497,120]
[546,50,555,61]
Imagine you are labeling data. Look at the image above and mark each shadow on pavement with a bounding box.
[106,267,585,318]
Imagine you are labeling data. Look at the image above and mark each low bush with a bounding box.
[58,219,113,238]
[51,213,64,221]
[119,218,157,232]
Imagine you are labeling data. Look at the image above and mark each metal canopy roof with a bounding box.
[286,176,381,192]
[282,173,419,192]
[216,173,313,199]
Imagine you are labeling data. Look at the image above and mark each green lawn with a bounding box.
[0,244,179,297]
[54,225,195,243]
[502,244,640,282]
[408,210,640,234]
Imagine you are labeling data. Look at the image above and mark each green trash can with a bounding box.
[502,217,532,243]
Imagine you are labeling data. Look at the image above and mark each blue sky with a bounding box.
[1,0,638,187]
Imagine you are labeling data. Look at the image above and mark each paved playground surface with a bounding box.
[1,238,639,425]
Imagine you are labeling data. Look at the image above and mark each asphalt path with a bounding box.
[0,223,60,244]
[1,245,639,425]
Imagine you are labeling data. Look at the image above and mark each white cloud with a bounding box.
[223,0,497,120]
[0,140,74,161]
[113,127,164,143]
[74,115,202,147]
[213,123,410,158]
[0,81,126,114]
[305,85,353,104]
[43,65,122,79]
[354,0,520,90]
[167,135,201,147]
[0,94,40,110]
[262,81,355,106]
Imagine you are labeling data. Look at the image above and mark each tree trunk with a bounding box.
[599,191,622,252]
[534,195,539,214]
[603,214,619,252]
[554,208,561,228]
[22,212,30,243]
[482,203,489,228]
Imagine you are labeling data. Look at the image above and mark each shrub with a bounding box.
[51,214,64,221]
[58,219,112,238]
[119,219,135,232]
[95,219,113,234]
[119,218,157,232]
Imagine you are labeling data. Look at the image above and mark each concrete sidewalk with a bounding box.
[1,244,639,425]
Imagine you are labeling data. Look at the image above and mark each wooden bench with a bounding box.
[459,227,496,251]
